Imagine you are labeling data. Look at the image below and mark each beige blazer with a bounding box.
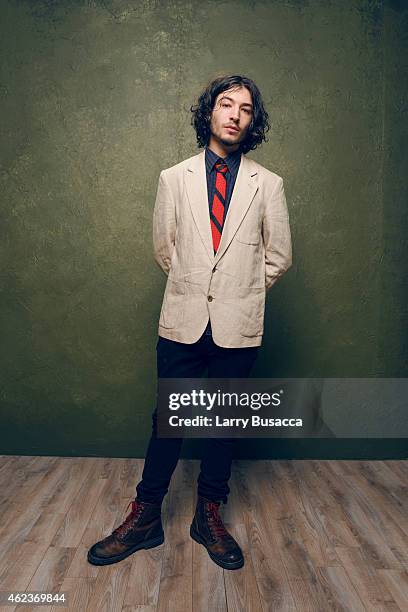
[153,150,292,348]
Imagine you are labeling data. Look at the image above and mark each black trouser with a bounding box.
[135,332,258,505]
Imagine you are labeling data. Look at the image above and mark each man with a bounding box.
[88,74,292,570]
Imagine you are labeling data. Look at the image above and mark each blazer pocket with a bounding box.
[159,279,185,329]
[236,232,260,246]
[240,288,265,337]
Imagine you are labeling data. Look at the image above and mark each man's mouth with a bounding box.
[225,125,239,133]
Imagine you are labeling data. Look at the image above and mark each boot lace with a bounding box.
[205,501,230,539]
[113,500,145,540]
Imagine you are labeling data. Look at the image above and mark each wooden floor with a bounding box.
[0,457,406,612]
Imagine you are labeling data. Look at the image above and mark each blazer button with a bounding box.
[212,267,217,273]
[207,295,213,302]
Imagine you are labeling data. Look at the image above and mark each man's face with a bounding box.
[209,86,253,151]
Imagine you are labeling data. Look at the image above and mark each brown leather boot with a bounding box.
[190,496,244,570]
[87,499,164,565]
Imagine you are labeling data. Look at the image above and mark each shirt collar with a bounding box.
[205,146,242,175]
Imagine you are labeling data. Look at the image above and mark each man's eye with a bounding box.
[222,102,231,107]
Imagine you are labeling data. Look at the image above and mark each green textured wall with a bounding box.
[1,0,407,458]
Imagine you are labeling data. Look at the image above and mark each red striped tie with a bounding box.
[210,160,228,253]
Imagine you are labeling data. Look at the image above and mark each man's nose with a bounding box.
[229,106,239,121]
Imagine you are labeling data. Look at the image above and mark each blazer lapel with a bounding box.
[214,154,258,264]
[185,151,259,265]
[185,151,214,263]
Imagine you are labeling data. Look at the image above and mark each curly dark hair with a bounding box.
[190,74,270,154]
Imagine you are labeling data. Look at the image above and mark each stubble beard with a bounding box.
[216,131,243,150]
